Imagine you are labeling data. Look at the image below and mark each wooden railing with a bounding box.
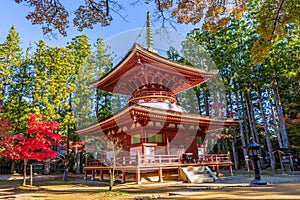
[198,154,231,163]
[138,155,180,166]
[87,154,180,167]
[86,154,232,167]
[198,153,233,175]
[84,153,233,182]
[86,160,104,166]
[116,154,180,166]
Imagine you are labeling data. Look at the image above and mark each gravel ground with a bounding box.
[0,170,300,199]
[216,170,300,184]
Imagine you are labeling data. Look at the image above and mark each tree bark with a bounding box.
[227,89,239,169]
[244,92,256,140]
[76,149,81,174]
[30,164,33,186]
[212,90,219,117]
[245,91,264,168]
[217,141,221,152]
[267,87,283,148]
[241,93,250,144]
[203,88,210,116]
[10,160,15,174]
[193,86,202,114]
[235,89,247,169]
[272,82,289,148]
[231,128,239,170]
[246,91,260,143]
[23,159,27,186]
[256,86,276,171]
[109,140,117,191]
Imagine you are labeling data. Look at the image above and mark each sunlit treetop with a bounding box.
[251,0,300,65]
[14,0,300,64]
[171,0,246,32]
[13,0,247,36]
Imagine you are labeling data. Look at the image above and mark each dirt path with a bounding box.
[1,181,300,200]
[1,182,300,199]
[158,182,300,199]
[1,171,300,199]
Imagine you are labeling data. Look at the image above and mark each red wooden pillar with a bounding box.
[229,164,233,176]
[84,169,87,180]
[158,167,163,182]
[166,135,170,155]
[136,151,141,184]
[122,170,126,183]
[91,169,95,180]
[136,168,141,184]
[178,166,181,181]
[99,169,103,181]
[211,164,215,171]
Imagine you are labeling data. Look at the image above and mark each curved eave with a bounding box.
[92,43,218,95]
[133,44,218,75]
[76,105,241,136]
[132,105,240,127]
[76,123,104,136]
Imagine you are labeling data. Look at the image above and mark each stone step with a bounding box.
[190,176,215,183]
[181,166,217,183]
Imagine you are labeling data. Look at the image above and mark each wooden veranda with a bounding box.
[84,153,233,184]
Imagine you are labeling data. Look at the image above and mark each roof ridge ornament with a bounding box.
[147,11,158,54]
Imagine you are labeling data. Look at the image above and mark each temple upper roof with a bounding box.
[92,43,218,96]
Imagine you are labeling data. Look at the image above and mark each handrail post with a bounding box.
[158,167,163,182]
[227,151,231,162]
[136,151,141,184]
[136,151,140,166]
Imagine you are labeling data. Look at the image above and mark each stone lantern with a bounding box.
[247,138,267,185]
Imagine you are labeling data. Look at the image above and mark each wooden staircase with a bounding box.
[180,166,218,183]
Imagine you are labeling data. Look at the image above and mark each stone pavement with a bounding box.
[216,170,300,185]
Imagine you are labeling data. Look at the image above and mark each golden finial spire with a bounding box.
[147,11,153,51]
[146,11,157,53]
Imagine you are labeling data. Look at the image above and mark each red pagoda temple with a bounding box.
[77,13,240,183]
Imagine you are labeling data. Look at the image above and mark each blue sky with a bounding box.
[0,1,196,49]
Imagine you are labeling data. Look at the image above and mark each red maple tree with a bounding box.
[0,114,62,185]
[0,117,12,140]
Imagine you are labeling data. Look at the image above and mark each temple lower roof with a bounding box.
[76,104,240,137]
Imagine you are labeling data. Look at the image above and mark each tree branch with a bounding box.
[272,0,286,37]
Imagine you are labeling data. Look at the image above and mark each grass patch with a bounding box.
[0,179,22,187]
[98,189,129,197]
[34,180,77,186]
[17,185,41,190]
